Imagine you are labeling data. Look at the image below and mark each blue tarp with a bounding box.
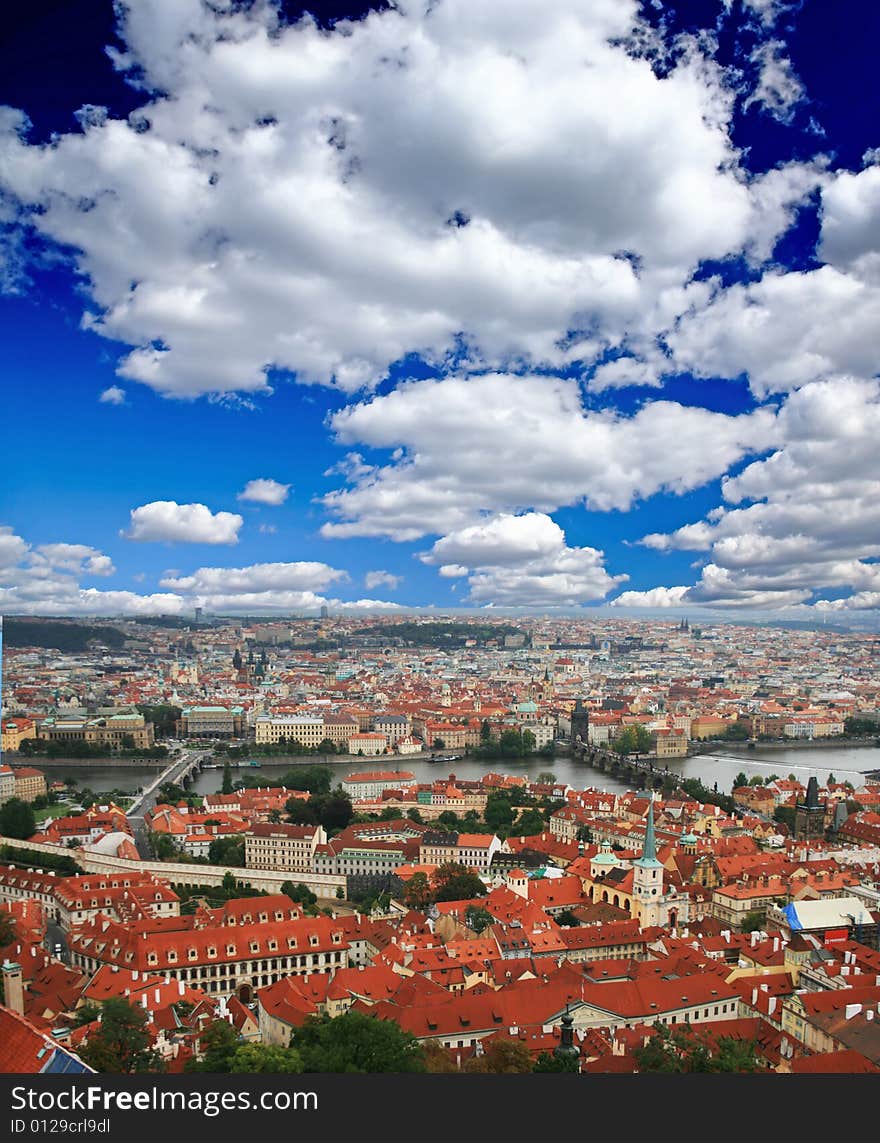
[783,902,803,931]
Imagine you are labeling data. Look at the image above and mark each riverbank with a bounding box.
[11,755,169,768]
[689,737,880,755]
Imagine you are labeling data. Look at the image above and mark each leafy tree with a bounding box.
[521,729,537,754]
[437,810,459,828]
[286,800,319,826]
[187,1019,240,1073]
[0,908,17,947]
[78,997,164,1074]
[513,808,546,836]
[464,905,494,934]
[150,831,178,860]
[406,808,423,823]
[634,1023,761,1073]
[464,1038,533,1073]
[827,772,836,786]
[537,772,557,785]
[208,837,245,866]
[292,1011,426,1073]
[221,762,233,795]
[432,863,487,903]
[0,798,36,840]
[480,720,492,743]
[70,1002,101,1028]
[773,805,796,831]
[740,910,767,933]
[403,871,432,910]
[724,722,750,741]
[611,725,653,756]
[748,775,766,786]
[533,1051,579,1072]
[282,881,318,908]
[229,1044,303,1073]
[484,792,516,833]
[308,788,354,833]
[554,909,580,928]
[423,1040,458,1073]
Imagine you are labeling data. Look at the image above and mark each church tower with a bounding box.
[632,796,665,925]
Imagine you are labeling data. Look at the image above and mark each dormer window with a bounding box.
[167,951,178,963]
[250,941,259,954]
[287,937,297,950]
[207,947,217,959]
[226,944,236,956]
[148,952,158,965]
[310,935,319,947]
[188,948,198,961]
[268,940,278,952]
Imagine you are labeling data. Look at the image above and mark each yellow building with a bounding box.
[1,718,37,753]
[12,767,47,804]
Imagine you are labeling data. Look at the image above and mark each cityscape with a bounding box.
[2,0,880,1095]
[1,611,879,1075]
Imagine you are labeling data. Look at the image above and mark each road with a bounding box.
[125,748,204,858]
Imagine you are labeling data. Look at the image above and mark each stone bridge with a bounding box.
[571,740,684,790]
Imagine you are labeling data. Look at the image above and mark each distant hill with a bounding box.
[3,618,128,652]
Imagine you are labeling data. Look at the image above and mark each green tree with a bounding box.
[513,808,546,836]
[733,772,749,790]
[78,997,164,1074]
[827,772,837,786]
[774,805,796,832]
[423,1041,458,1073]
[748,774,765,786]
[437,810,459,828]
[70,1002,101,1028]
[521,729,536,754]
[464,905,494,934]
[280,767,334,794]
[208,837,245,866]
[150,831,177,860]
[635,1023,760,1073]
[432,863,487,903]
[286,800,319,826]
[221,762,233,795]
[292,1011,426,1073]
[554,909,580,928]
[406,808,423,823]
[480,720,492,743]
[229,1044,303,1073]
[537,772,557,785]
[308,787,354,833]
[281,881,318,909]
[533,1051,579,1072]
[484,792,516,833]
[740,910,767,933]
[724,722,750,741]
[187,1019,240,1073]
[611,725,653,756]
[0,798,36,840]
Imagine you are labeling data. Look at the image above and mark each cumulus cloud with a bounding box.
[125,501,243,544]
[420,511,626,607]
[237,478,291,505]
[364,570,401,591]
[626,377,880,611]
[160,561,347,594]
[0,0,811,400]
[819,157,880,285]
[321,374,777,540]
[99,385,127,405]
[35,543,116,577]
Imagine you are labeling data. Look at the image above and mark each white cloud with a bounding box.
[35,543,116,577]
[364,570,401,591]
[237,478,291,505]
[627,376,880,611]
[321,374,777,540]
[0,0,807,399]
[160,561,347,594]
[668,266,880,398]
[258,523,278,534]
[421,511,626,607]
[612,585,690,608]
[744,39,804,124]
[819,157,880,285]
[99,385,127,405]
[125,501,243,544]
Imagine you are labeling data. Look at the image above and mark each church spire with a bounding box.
[635,794,662,869]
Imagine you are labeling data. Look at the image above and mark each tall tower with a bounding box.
[794,776,826,842]
[570,698,590,746]
[632,796,665,924]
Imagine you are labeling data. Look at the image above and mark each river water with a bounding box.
[33,742,880,800]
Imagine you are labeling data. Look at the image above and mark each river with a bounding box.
[31,741,880,800]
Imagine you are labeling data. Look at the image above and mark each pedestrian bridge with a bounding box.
[570,740,684,790]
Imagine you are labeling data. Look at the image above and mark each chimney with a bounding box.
[2,961,24,1016]
[866,1010,875,1022]
[845,1003,862,1020]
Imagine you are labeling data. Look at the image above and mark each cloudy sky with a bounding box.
[1,0,879,620]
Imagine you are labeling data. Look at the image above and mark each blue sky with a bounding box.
[1,1,879,621]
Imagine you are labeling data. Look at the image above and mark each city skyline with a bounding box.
[2,1,880,623]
